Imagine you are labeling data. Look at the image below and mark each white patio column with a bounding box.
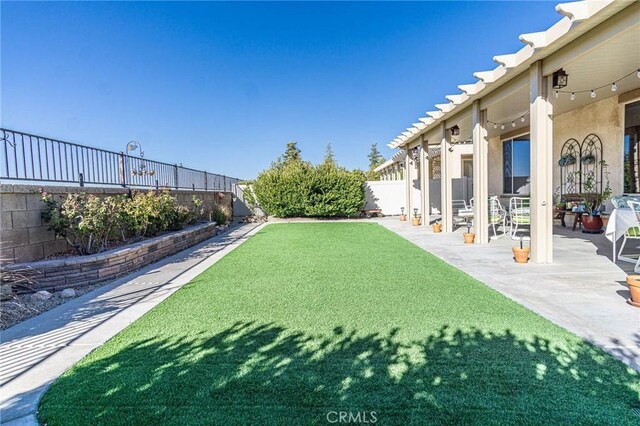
[440,122,452,233]
[472,100,489,244]
[420,135,430,227]
[529,61,554,263]
[404,148,412,218]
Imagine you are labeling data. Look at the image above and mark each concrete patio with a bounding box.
[377,216,640,371]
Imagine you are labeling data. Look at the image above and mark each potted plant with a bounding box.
[399,207,407,221]
[512,238,530,263]
[463,222,474,244]
[412,208,421,226]
[580,160,612,234]
[432,221,442,233]
[626,275,640,307]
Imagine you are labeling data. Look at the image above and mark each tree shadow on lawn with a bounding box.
[39,322,640,425]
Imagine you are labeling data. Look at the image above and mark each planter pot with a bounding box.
[412,217,421,226]
[432,223,442,233]
[512,247,530,263]
[399,215,407,221]
[463,233,475,244]
[626,275,640,308]
[582,215,603,234]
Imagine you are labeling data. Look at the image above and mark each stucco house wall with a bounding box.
[486,94,625,208]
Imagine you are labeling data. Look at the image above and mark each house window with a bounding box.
[624,101,640,193]
[503,135,530,194]
[461,155,473,178]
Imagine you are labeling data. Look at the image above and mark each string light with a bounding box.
[487,111,530,131]
[554,67,639,99]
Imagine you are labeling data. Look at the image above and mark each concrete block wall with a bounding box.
[0,184,233,264]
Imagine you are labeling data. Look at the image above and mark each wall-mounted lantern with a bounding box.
[552,68,568,89]
[450,125,460,136]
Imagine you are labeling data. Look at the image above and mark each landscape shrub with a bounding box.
[252,160,365,218]
[210,204,231,225]
[41,190,203,255]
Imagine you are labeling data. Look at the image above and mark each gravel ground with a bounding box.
[0,283,104,331]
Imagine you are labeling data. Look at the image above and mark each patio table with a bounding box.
[605,208,636,263]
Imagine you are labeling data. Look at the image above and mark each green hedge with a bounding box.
[252,162,365,218]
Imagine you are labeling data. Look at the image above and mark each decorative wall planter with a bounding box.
[626,275,640,308]
[463,233,475,244]
[5,222,218,293]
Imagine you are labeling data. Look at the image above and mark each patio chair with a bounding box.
[617,199,640,271]
[509,197,530,240]
[452,199,470,228]
[489,196,507,239]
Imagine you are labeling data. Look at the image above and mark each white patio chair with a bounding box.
[452,199,470,228]
[489,196,507,239]
[509,197,530,240]
[617,200,640,271]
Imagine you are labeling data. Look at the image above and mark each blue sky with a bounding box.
[1,1,561,179]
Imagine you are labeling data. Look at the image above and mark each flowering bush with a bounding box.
[41,190,202,255]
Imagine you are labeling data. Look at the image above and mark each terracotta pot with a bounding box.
[626,276,640,307]
[399,215,407,221]
[412,217,421,226]
[432,223,442,233]
[512,247,530,263]
[582,215,603,233]
[463,233,475,244]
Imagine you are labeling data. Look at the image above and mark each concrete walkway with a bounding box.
[0,222,265,426]
[377,217,640,371]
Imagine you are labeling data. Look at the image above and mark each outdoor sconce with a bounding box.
[552,68,568,89]
[412,146,420,162]
[450,125,460,136]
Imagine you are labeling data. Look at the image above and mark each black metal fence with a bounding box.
[1,128,239,192]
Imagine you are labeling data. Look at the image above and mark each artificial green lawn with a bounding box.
[39,223,639,425]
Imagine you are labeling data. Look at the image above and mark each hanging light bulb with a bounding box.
[570,92,576,101]
[590,89,596,98]
[500,124,505,130]
[493,123,497,129]
[611,82,617,92]
[554,91,559,98]
[521,116,525,123]
[637,68,640,79]
[511,121,516,128]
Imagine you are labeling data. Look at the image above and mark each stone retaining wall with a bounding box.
[5,222,218,292]
[0,184,232,263]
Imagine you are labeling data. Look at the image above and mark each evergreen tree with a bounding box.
[323,143,336,166]
[367,143,384,170]
[283,141,302,164]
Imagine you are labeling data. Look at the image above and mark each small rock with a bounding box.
[32,290,52,301]
[60,288,76,298]
[0,284,14,301]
